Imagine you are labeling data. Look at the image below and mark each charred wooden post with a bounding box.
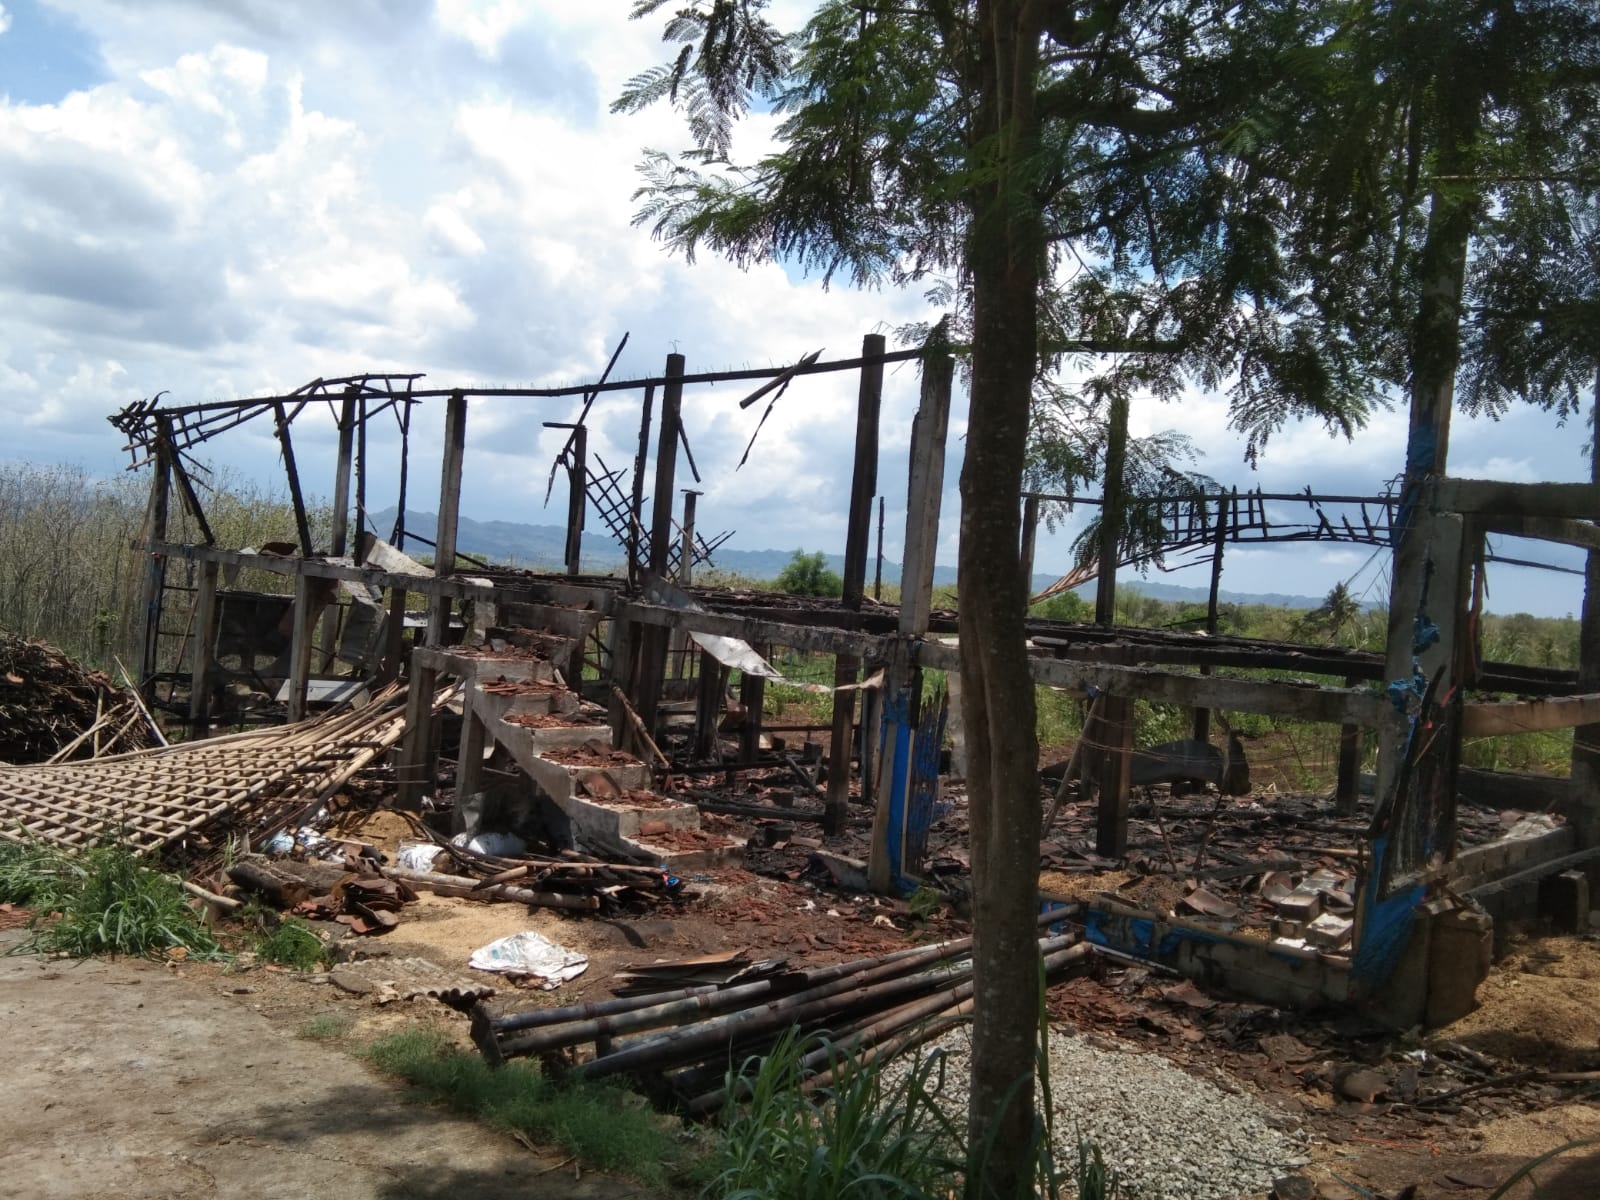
[1095,391,1130,626]
[606,617,638,749]
[1572,380,1600,849]
[392,399,412,549]
[636,355,684,738]
[1193,492,1229,743]
[1335,673,1363,813]
[135,434,173,691]
[188,558,219,739]
[693,650,726,760]
[828,333,884,835]
[1093,694,1135,858]
[272,401,315,559]
[426,390,467,647]
[679,489,700,583]
[739,670,765,764]
[397,663,437,812]
[870,342,951,892]
[627,385,656,589]
[1019,492,1041,609]
[320,387,359,668]
[457,706,488,806]
[378,587,408,687]
[286,573,318,723]
[353,395,369,565]
[874,495,886,600]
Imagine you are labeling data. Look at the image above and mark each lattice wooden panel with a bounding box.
[0,685,440,859]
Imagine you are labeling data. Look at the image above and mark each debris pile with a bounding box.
[0,683,455,859]
[469,911,1090,1116]
[0,632,154,764]
[384,831,690,914]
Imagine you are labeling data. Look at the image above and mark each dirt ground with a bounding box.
[0,930,653,1200]
[4,821,1599,1200]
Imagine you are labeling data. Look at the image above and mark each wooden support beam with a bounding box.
[396,663,437,812]
[1093,696,1135,858]
[636,356,684,738]
[1481,513,1600,553]
[286,573,317,723]
[379,588,408,686]
[918,641,1387,726]
[1437,478,1600,519]
[458,708,488,802]
[1019,493,1041,607]
[1193,491,1229,743]
[272,401,315,558]
[606,617,638,750]
[1464,693,1600,737]
[627,385,655,588]
[829,333,884,835]
[320,389,359,670]
[739,671,766,764]
[898,348,952,636]
[566,424,588,576]
[1335,675,1362,814]
[427,390,467,647]
[679,488,700,584]
[1576,384,1600,848]
[1095,391,1129,626]
[188,559,219,739]
[135,441,172,691]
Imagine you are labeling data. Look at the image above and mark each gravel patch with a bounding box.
[879,1026,1306,1200]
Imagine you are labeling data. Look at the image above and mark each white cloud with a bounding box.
[1,2,1587,617]
[0,4,12,36]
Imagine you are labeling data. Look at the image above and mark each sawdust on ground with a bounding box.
[1039,868,1131,901]
[340,807,420,856]
[1477,1102,1600,1157]
[1436,935,1600,1070]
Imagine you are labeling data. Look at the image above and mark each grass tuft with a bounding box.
[708,1028,961,1200]
[0,837,84,910]
[251,914,327,970]
[361,1029,699,1186]
[25,843,223,961]
[301,1011,354,1041]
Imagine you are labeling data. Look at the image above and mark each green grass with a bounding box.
[301,1012,354,1041]
[251,914,328,970]
[22,842,224,961]
[707,1028,962,1200]
[361,1029,702,1188]
[0,837,84,909]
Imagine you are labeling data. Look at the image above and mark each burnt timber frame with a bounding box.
[116,339,1600,1012]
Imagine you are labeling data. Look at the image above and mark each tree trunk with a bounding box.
[962,3,1044,1195]
[1376,63,1483,835]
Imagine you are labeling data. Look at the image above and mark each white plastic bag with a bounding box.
[468,932,588,988]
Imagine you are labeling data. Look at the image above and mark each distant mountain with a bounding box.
[371,507,1328,611]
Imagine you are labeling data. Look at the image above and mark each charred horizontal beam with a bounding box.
[1463,693,1600,737]
[1481,514,1600,553]
[148,541,617,611]
[1438,479,1600,519]
[614,598,886,658]
[918,640,1385,726]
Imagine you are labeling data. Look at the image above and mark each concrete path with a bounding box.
[0,934,657,1200]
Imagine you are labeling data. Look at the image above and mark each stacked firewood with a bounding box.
[469,911,1090,1116]
[0,632,155,764]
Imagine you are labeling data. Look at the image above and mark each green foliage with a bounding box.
[362,1029,697,1187]
[707,1028,962,1200]
[0,462,329,672]
[23,843,223,961]
[250,913,328,971]
[774,550,843,598]
[0,837,84,910]
[1031,591,1092,623]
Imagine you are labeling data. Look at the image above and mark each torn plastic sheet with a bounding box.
[642,577,877,694]
[468,931,588,989]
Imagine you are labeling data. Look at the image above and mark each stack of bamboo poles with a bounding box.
[0,682,460,861]
[470,909,1089,1116]
[382,816,688,913]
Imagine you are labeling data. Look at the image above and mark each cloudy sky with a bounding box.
[0,0,1589,617]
